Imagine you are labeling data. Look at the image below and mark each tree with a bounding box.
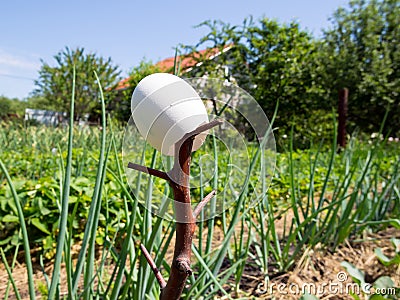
[0,96,15,118]
[182,19,330,148]
[25,95,51,110]
[34,47,121,120]
[0,96,28,118]
[245,20,328,130]
[321,0,400,135]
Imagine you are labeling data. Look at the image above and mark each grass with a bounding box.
[0,88,399,298]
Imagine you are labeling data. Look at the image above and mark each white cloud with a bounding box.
[0,48,40,98]
[0,49,40,71]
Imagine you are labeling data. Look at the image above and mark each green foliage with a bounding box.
[341,261,398,299]
[252,130,400,277]
[0,97,12,118]
[246,20,327,128]
[24,95,52,111]
[300,293,320,300]
[177,1,400,145]
[374,238,400,266]
[0,96,28,118]
[1,118,399,298]
[2,5,400,294]
[34,47,121,120]
[181,19,333,149]
[0,123,127,261]
[321,0,400,136]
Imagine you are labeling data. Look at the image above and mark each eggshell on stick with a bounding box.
[131,73,209,156]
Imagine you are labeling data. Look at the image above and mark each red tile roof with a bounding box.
[114,77,130,91]
[115,45,233,91]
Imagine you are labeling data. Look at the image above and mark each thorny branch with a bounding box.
[127,119,222,300]
[140,243,167,289]
[193,190,217,218]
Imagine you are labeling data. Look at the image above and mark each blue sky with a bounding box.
[0,0,349,100]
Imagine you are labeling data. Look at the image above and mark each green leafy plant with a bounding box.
[341,261,398,300]
[374,238,400,267]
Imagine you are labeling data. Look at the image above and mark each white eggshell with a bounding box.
[131,73,209,156]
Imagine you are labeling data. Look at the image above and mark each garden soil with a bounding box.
[1,227,399,299]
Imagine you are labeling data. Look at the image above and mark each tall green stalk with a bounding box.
[71,71,107,296]
[47,67,76,300]
[0,248,22,300]
[82,71,108,299]
[0,162,36,299]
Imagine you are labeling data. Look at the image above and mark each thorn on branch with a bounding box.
[127,162,170,182]
[140,244,167,289]
[193,190,217,218]
[176,259,192,275]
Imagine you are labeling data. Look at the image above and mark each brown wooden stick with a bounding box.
[160,132,195,299]
[140,244,167,289]
[193,190,217,218]
[128,120,221,300]
[161,121,220,299]
[127,162,170,181]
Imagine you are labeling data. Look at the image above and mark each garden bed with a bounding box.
[1,226,398,299]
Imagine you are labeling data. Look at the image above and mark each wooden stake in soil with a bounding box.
[128,119,221,300]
